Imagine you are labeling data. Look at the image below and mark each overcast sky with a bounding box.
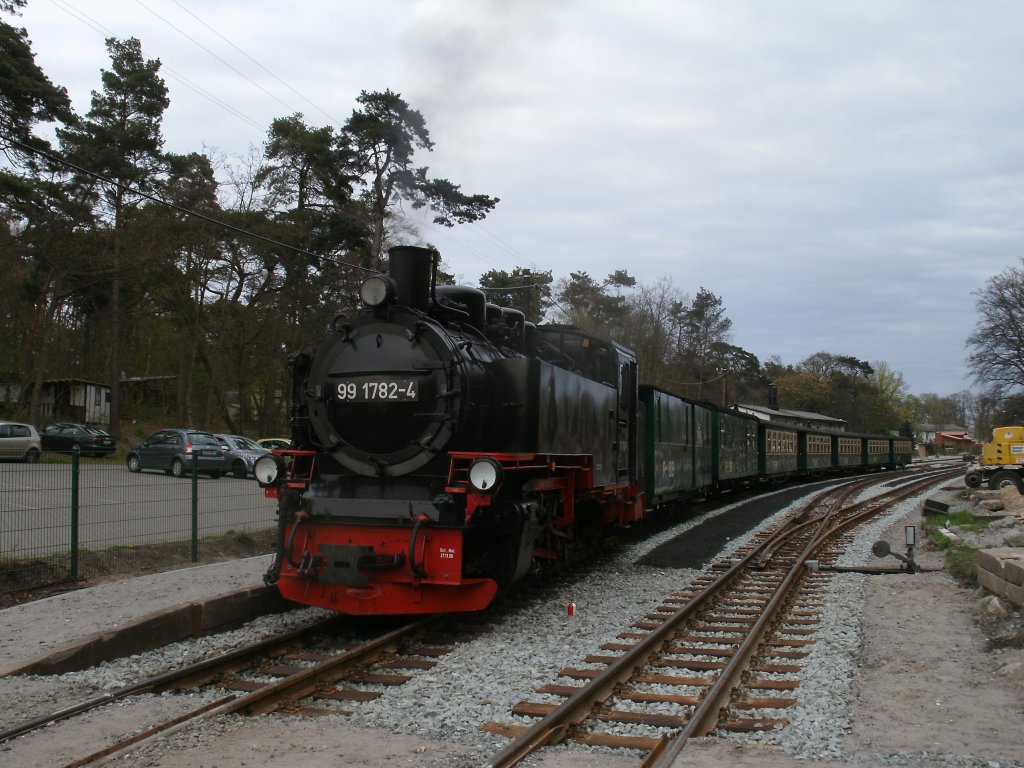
[15,0,1024,397]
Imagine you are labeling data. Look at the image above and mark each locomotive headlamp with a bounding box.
[359,275,396,309]
[468,458,503,494]
[254,454,286,487]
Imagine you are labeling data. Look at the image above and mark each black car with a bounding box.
[40,422,116,457]
[126,429,229,478]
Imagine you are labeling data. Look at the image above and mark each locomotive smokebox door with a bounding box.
[307,320,458,477]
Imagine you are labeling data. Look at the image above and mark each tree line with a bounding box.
[1,2,1010,445]
[1,6,495,440]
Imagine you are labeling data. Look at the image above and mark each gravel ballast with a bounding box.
[1,476,1022,768]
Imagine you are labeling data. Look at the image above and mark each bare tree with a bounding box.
[622,277,687,388]
[967,258,1024,393]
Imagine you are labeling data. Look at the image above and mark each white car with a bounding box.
[0,421,42,463]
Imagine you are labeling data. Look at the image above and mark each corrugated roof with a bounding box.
[736,404,846,425]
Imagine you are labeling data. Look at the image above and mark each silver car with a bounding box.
[214,434,270,479]
[0,421,42,463]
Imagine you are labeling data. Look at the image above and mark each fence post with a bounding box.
[191,452,199,562]
[70,445,80,580]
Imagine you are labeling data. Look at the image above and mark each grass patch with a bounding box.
[943,540,980,583]
[925,511,990,585]
[941,509,992,533]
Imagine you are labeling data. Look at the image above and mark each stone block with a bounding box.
[1001,485,1024,509]
[977,548,1024,607]
[1002,556,1024,587]
[1006,580,1024,607]
[978,567,1005,597]
[978,548,1024,578]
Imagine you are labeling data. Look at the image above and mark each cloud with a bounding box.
[16,0,1024,396]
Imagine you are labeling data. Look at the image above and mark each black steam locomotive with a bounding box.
[255,245,911,615]
[257,245,641,614]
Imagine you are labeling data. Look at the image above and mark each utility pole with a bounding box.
[521,268,532,323]
[512,267,533,321]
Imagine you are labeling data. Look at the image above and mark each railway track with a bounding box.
[2,466,961,767]
[481,468,959,767]
[2,613,466,768]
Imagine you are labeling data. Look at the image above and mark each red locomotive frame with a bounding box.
[264,449,643,614]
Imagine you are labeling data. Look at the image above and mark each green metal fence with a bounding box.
[0,449,278,595]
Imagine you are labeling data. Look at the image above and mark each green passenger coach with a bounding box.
[759,424,799,476]
[635,384,910,513]
[638,385,696,503]
[801,431,834,473]
[714,409,759,484]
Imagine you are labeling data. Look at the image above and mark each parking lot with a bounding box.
[0,458,277,582]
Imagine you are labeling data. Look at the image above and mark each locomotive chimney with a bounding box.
[387,245,434,312]
[768,382,778,410]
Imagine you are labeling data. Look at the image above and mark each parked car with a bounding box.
[213,434,269,478]
[257,437,291,450]
[40,422,116,457]
[126,429,229,478]
[0,421,41,463]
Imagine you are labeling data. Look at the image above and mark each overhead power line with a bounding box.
[49,0,265,134]
[42,0,521,279]
[134,0,301,121]
[167,0,345,127]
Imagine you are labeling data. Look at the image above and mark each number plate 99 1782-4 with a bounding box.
[336,379,419,402]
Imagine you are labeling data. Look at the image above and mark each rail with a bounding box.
[58,615,443,768]
[485,469,958,768]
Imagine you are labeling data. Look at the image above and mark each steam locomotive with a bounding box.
[255,245,912,615]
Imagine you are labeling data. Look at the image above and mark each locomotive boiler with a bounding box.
[256,245,642,615]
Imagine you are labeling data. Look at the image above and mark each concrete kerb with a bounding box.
[0,585,294,677]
